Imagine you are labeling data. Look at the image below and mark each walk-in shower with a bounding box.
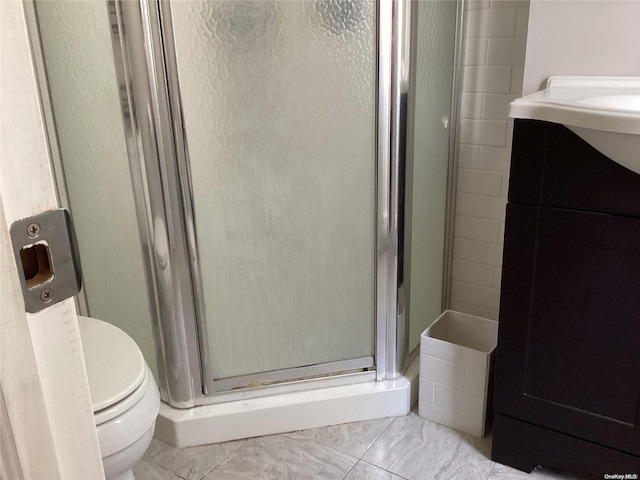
[31,0,461,446]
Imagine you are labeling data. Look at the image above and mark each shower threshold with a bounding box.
[154,358,418,448]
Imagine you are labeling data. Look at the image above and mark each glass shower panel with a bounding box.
[35,1,158,378]
[170,1,377,379]
[408,0,457,351]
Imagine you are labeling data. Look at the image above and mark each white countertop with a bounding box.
[508,76,640,176]
[509,76,640,135]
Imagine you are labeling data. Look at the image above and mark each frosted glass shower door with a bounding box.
[170,1,377,382]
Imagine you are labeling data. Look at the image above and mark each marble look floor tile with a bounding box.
[487,462,595,480]
[474,428,493,459]
[362,413,495,480]
[298,417,394,458]
[343,461,408,480]
[204,432,357,480]
[133,460,183,480]
[143,437,245,480]
[142,439,171,461]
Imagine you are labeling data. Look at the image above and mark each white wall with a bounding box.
[451,0,529,321]
[523,0,640,95]
[451,0,640,321]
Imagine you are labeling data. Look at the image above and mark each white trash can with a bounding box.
[418,310,498,437]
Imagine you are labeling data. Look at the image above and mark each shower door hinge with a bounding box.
[10,209,82,313]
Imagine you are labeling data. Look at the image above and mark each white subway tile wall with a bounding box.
[452,0,530,321]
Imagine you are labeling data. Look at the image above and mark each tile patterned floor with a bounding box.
[134,412,594,480]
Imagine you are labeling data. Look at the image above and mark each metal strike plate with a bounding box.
[10,209,82,313]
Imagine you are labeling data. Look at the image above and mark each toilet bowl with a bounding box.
[78,316,160,480]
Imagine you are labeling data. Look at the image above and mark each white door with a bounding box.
[0,2,104,478]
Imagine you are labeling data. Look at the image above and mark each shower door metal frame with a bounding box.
[377,0,414,381]
[110,0,211,408]
[110,0,425,407]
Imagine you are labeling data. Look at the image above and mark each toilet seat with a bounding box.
[94,367,152,425]
[96,364,160,459]
[78,315,146,414]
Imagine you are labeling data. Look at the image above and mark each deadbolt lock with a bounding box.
[10,209,82,313]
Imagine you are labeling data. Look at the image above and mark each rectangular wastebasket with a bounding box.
[418,310,498,437]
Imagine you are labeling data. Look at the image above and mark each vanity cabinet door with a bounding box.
[494,204,640,455]
[508,119,640,217]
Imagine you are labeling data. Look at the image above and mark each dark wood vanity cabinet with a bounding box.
[492,119,640,477]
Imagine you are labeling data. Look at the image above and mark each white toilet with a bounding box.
[78,316,160,480]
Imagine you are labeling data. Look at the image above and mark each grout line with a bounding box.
[451,278,500,291]
[296,418,396,461]
[290,429,352,458]
[358,459,412,480]
[364,459,411,480]
[142,461,188,480]
[485,461,498,480]
[457,166,510,178]
[340,461,358,480]
[360,416,396,460]
[196,439,248,480]
[288,431,361,464]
